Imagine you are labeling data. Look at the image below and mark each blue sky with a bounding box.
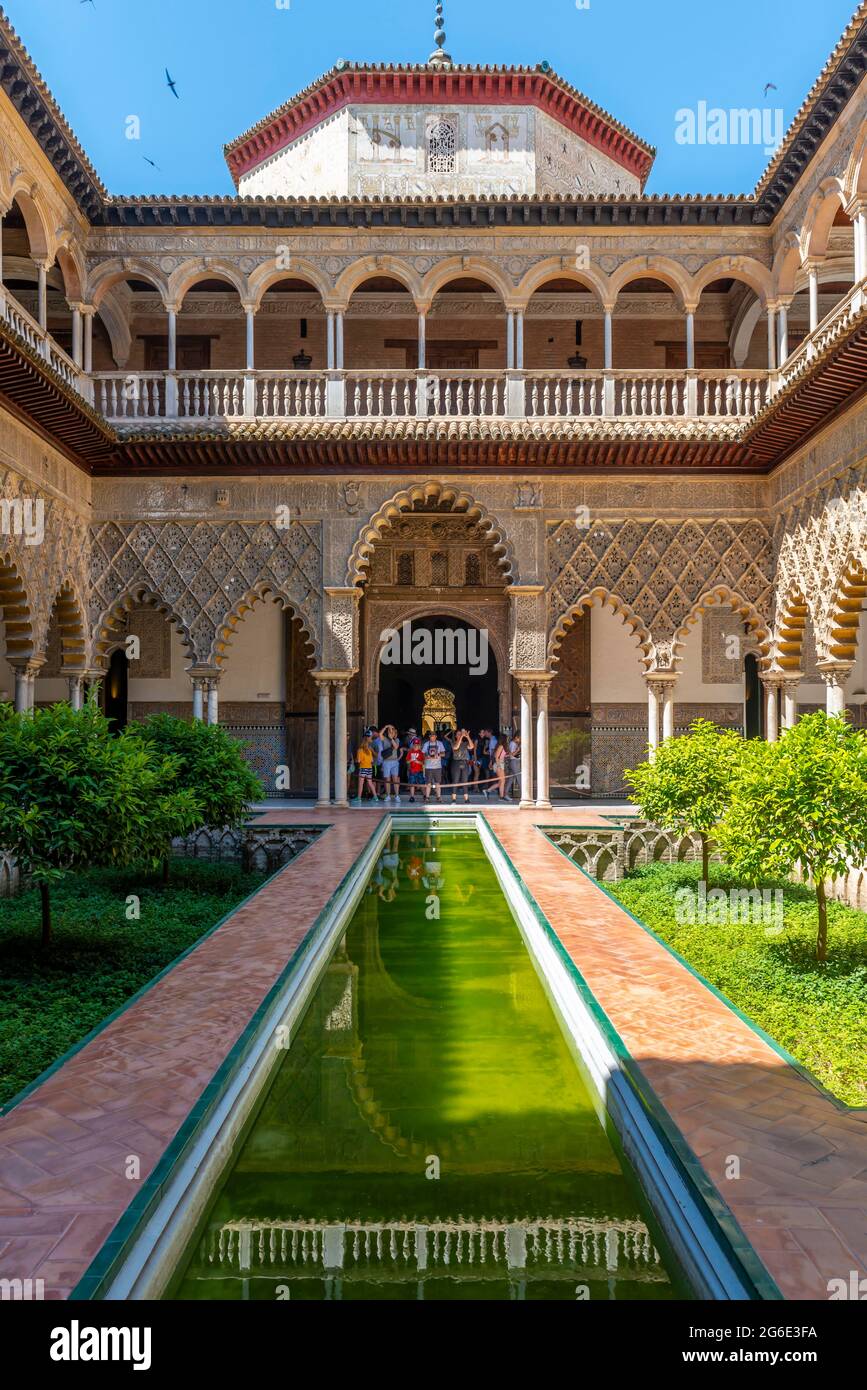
[5,0,858,196]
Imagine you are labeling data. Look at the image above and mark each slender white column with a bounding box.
[657,679,676,742]
[766,305,777,370]
[191,678,204,722]
[603,309,613,369]
[316,678,332,807]
[506,311,515,369]
[67,674,84,711]
[763,680,779,743]
[336,312,345,369]
[820,666,851,717]
[646,681,660,760]
[418,312,427,370]
[515,311,525,370]
[535,681,551,810]
[207,681,219,726]
[37,262,48,330]
[13,667,29,714]
[777,303,789,364]
[856,212,867,283]
[334,681,349,807]
[245,308,255,370]
[518,681,534,808]
[809,268,820,332]
[83,308,94,374]
[326,312,335,369]
[685,310,695,369]
[781,678,800,731]
[71,306,82,367]
[167,308,177,370]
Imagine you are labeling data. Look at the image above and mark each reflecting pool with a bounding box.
[169,832,686,1300]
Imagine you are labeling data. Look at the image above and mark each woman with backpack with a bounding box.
[450,728,475,804]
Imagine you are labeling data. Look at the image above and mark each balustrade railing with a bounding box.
[88,365,782,425]
[0,287,87,395]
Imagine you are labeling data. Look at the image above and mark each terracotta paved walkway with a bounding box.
[486,810,867,1302]
[0,812,381,1299]
[2,805,866,1301]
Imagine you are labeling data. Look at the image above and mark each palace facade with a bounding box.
[1,5,866,803]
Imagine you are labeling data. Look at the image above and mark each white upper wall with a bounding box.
[237,104,642,200]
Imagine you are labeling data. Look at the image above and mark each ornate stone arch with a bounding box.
[209,581,320,669]
[8,180,51,263]
[800,177,849,263]
[89,259,170,309]
[844,119,867,201]
[248,256,331,310]
[54,242,87,305]
[824,559,867,665]
[773,233,804,300]
[46,578,88,670]
[515,257,611,310]
[608,255,693,308]
[421,256,514,307]
[333,256,424,309]
[548,589,653,669]
[168,258,249,308]
[672,585,772,669]
[364,598,509,698]
[92,585,196,668]
[0,550,35,663]
[692,256,774,306]
[771,586,810,673]
[347,481,516,588]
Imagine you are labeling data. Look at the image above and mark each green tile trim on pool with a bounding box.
[479,816,782,1302]
[0,830,328,1121]
[69,815,389,1301]
[545,829,867,1116]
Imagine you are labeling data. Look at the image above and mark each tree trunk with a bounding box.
[816,878,828,963]
[700,833,710,886]
[40,882,51,948]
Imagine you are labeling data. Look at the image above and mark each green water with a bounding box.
[169,832,685,1301]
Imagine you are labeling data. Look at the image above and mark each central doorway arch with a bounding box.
[376,616,499,733]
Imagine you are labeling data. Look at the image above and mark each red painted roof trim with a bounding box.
[225,70,654,187]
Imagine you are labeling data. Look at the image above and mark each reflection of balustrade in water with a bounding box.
[203,1216,664,1283]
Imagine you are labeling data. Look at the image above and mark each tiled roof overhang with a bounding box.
[0,7,105,220]
[223,65,655,188]
[0,318,116,467]
[742,302,867,466]
[756,4,867,218]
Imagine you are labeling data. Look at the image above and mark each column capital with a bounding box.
[8,656,45,678]
[186,663,221,681]
[314,669,355,684]
[817,661,853,688]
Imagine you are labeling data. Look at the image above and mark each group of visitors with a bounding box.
[351,725,522,804]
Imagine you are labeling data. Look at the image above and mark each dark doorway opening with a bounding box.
[104,648,129,731]
[377,617,499,734]
[744,653,763,739]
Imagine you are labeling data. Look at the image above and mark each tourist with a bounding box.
[451,728,475,804]
[379,724,403,802]
[354,734,379,803]
[405,736,426,803]
[368,726,384,796]
[484,737,508,800]
[422,730,447,802]
[505,732,521,801]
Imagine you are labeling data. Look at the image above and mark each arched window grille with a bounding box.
[464,552,482,586]
[428,119,457,174]
[397,552,415,586]
[431,551,448,585]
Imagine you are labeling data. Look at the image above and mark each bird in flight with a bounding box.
[763,82,778,97]
[143,156,161,170]
[80,0,95,7]
[165,69,179,99]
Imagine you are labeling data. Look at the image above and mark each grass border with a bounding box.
[544,830,867,1115]
[0,824,327,1119]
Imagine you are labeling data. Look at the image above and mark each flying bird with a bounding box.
[143,156,161,169]
[80,0,95,7]
[763,82,778,97]
[165,68,179,99]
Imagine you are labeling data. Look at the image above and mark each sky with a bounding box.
[4,0,860,197]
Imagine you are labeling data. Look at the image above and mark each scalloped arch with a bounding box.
[209,583,320,669]
[548,589,653,669]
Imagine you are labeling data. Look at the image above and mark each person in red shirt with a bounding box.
[405,737,425,803]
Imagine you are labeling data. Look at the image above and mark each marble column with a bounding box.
[685,309,695,369]
[515,311,525,370]
[37,261,48,330]
[418,312,427,370]
[206,679,220,726]
[66,672,84,711]
[762,678,780,743]
[83,306,94,374]
[603,308,613,369]
[766,304,777,371]
[71,305,82,367]
[316,677,332,807]
[657,678,677,742]
[333,679,349,808]
[335,311,345,369]
[191,677,205,722]
[326,311,336,369]
[820,665,852,717]
[166,306,178,416]
[535,680,552,810]
[646,680,660,760]
[781,677,801,731]
[808,267,820,333]
[12,660,42,714]
[777,302,789,364]
[518,680,535,809]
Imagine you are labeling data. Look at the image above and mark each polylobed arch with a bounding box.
[673,587,772,669]
[93,587,196,667]
[347,482,515,589]
[548,589,653,670]
[364,600,508,698]
[516,258,609,308]
[692,257,774,307]
[46,580,88,670]
[773,589,810,672]
[0,552,35,662]
[825,560,867,664]
[210,584,319,669]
